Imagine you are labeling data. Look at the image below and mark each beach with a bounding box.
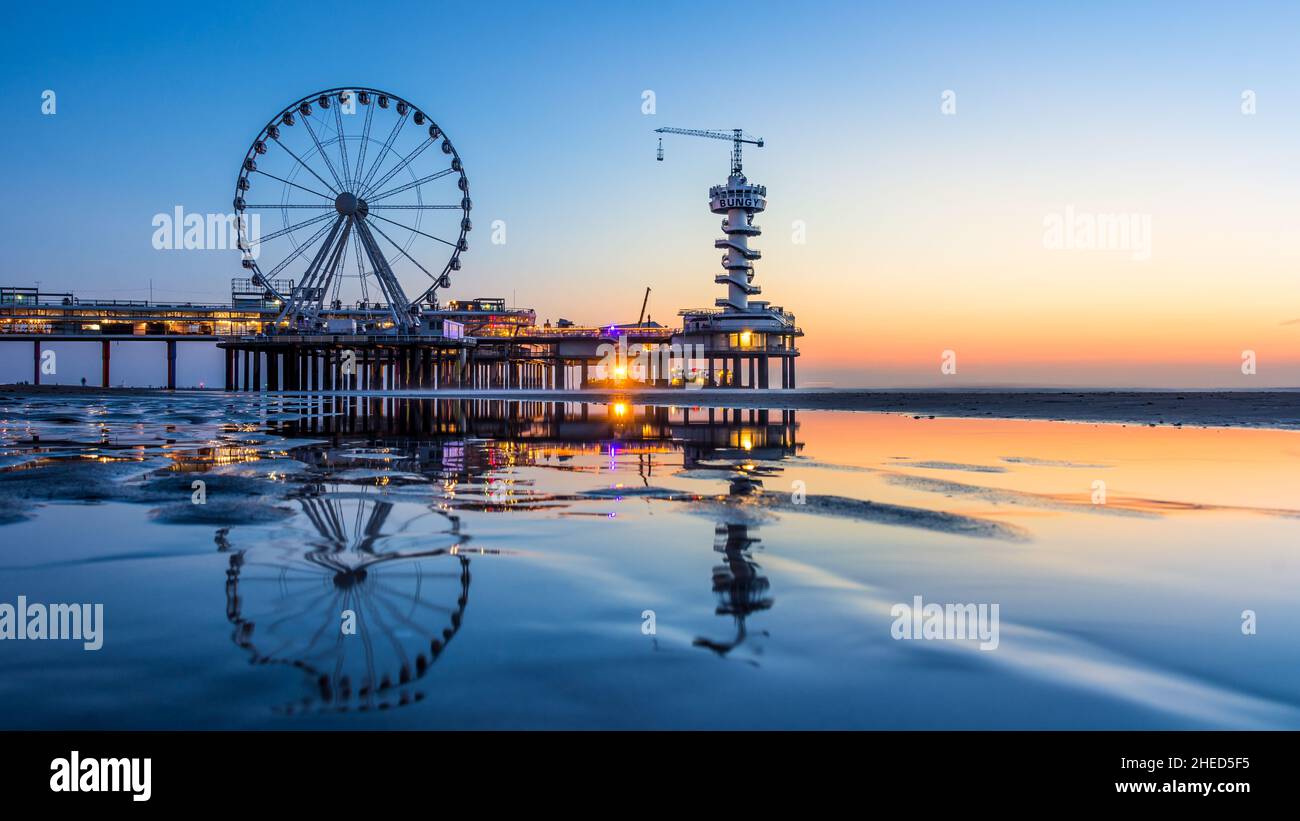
[2,390,1299,729]
[4,385,1297,429]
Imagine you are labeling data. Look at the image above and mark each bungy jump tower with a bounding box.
[657,128,802,388]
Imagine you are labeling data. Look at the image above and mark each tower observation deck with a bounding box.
[711,178,766,312]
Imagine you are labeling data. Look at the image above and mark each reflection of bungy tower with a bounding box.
[694,520,773,658]
[658,127,803,389]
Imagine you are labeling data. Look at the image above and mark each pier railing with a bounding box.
[227,334,476,346]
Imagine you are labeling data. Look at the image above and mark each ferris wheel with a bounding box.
[234,87,471,333]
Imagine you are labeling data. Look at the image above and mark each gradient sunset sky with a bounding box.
[3,1,1299,387]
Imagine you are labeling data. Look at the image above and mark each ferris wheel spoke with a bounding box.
[352,601,380,692]
[263,217,336,279]
[372,583,457,615]
[368,212,459,248]
[235,575,328,583]
[367,218,439,281]
[370,593,441,645]
[358,112,409,194]
[296,601,347,660]
[252,169,335,202]
[248,211,336,247]
[259,587,346,631]
[362,137,434,199]
[357,598,415,666]
[354,102,375,189]
[300,114,347,192]
[368,204,461,210]
[367,168,457,203]
[272,137,340,197]
[333,104,352,185]
[242,204,334,209]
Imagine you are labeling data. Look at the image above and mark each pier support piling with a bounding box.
[167,340,177,390]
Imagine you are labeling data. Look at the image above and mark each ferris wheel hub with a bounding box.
[331,192,369,220]
[334,191,360,216]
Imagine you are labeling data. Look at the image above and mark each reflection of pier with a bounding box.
[208,397,798,708]
[271,396,799,458]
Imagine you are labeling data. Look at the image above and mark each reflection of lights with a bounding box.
[613,402,628,417]
[613,365,627,380]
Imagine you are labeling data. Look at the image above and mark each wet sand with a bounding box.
[5,385,1297,430]
[3,391,1300,729]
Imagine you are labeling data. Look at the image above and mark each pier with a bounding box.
[3,95,802,392]
[2,288,800,391]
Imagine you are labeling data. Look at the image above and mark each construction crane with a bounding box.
[654,127,764,176]
[637,286,651,326]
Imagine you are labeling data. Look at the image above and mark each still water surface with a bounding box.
[1,393,1298,728]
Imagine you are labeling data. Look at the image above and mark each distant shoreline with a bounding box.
[3,384,1298,430]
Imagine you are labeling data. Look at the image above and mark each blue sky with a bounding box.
[4,1,1299,385]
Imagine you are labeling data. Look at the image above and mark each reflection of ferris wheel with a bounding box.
[234,87,472,333]
[223,492,471,714]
